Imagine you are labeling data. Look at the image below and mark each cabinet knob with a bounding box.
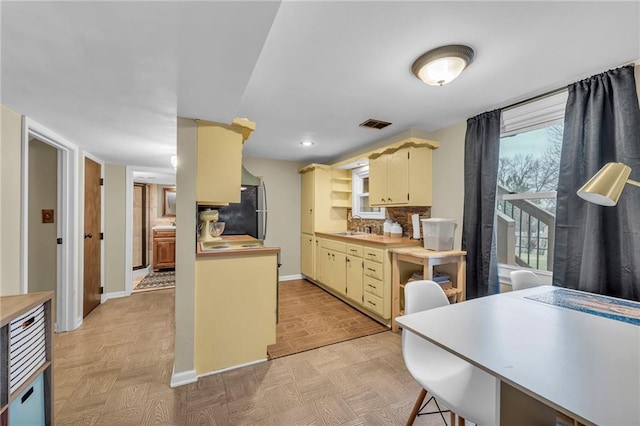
[387,198,392,202]
[381,198,385,201]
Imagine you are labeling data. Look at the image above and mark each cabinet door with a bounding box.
[301,171,314,234]
[300,233,315,279]
[346,255,363,304]
[330,251,347,295]
[368,155,387,206]
[316,246,331,286]
[386,148,409,205]
[154,238,175,270]
[196,123,243,204]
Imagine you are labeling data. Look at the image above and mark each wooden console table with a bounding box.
[391,247,466,332]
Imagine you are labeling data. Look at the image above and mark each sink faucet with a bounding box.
[350,215,363,232]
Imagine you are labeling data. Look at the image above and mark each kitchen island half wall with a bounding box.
[195,239,280,375]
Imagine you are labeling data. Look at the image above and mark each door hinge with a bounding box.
[362,295,364,303]
[99,178,104,186]
[99,287,104,294]
[408,152,410,159]
[362,261,364,269]
[100,232,104,240]
[56,238,63,245]
[407,193,410,201]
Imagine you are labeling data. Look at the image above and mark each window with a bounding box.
[352,166,385,219]
[496,91,567,273]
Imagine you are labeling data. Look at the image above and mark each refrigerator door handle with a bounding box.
[262,181,267,239]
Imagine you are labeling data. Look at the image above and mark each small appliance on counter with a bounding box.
[198,209,225,242]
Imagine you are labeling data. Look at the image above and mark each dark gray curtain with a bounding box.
[554,65,640,301]
[462,110,501,299]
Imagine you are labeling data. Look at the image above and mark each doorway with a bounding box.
[26,138,58,323]
[21,117,79,332]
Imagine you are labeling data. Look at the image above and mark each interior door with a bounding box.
[83,157,101,317]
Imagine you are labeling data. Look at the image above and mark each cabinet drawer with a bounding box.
[363,261,383,280]
[363,276,383,298]
[363,292,384,316]
[9,305,46,394]
[153,229,175,238]
[319,238,346,253]
[363,247,384,263]
[346,244,363,257]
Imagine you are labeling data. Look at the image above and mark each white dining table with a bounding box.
[395,285,640,426]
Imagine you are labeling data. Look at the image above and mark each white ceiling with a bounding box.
[2,1,639,171]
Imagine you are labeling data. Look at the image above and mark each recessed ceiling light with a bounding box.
[300,141,314,147]
[412,44,475,86]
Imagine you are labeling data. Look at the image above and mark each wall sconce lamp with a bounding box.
[576,162,640,206]
[411,44,475,86]
[170,155,177,170]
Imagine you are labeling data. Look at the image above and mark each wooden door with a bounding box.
[83,157,101,317]
[368,155,387,206]
[300,171,314,234]
[346,255,363,303]
[386,148,409,205]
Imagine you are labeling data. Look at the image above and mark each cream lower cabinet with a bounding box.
[315,238,346,296]
[314,237,394,323]
[346,244,364,304]
[301,233,315,279]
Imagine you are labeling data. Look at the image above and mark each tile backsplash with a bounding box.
[347,206,431,238]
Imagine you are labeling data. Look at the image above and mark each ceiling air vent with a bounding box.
[359,119,392,130]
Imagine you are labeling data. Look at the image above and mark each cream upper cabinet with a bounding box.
[196,119,255,205]
[299,164,347,235]
[369,146,433,207]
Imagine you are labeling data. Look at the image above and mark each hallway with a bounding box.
[53,289,449,425]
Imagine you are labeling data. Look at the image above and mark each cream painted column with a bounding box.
[428,121,466,250]
[104,164,126,295]
[1,104,23,296]
[173,117,197,381]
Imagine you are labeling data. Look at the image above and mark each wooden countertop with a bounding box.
[315,231,421,248]
[196,235,280,258]
[390,246,466,258]
[1,291,54,327]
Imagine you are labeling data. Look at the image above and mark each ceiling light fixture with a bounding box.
[300,141,314,147]
[412,44,475,86]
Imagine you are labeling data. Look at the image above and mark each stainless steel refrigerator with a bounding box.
[216,182,267,240]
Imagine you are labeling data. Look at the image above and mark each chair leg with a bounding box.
[406,388,427,426]
[450,412,456,425]
[458,416,465,426]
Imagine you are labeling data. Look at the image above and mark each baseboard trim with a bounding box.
[197,358,268,379]
[74,316,83,330]
[170,367,198,388]
[279,274,303,282]
[101,291,127,303]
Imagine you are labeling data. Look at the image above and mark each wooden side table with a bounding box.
[391,247,466,332]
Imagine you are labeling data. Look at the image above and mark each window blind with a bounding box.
[501,90,568,137]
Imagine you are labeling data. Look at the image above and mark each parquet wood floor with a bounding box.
[54,287,453,425]
[267,279,389,359]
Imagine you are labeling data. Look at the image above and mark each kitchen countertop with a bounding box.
[315,231,420,248]
[196,235,280,258]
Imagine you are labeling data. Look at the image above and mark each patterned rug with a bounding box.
[134,271,175,292]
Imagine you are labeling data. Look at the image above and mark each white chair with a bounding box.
[402,280,497,426]
[510,270,544,291]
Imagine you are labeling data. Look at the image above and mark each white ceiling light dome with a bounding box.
[412,44,475,86]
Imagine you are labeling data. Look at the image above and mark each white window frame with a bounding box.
[352,166,385,219]
[498,90,568,284]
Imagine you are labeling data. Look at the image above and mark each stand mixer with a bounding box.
[198,209,225,242]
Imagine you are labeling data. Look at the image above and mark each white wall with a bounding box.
[1,104,23,295]
[243,157,302,277]
[104,164,126,294]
